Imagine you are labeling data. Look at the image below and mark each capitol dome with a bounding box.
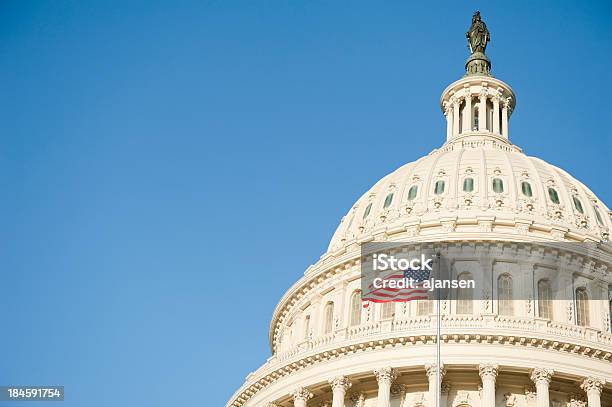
[227,12,612,407]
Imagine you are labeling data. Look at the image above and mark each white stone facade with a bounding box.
[226,21,612,407]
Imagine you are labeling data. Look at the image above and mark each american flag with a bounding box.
[362,267,431,308]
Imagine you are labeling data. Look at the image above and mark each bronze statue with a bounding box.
[466,11,490,54]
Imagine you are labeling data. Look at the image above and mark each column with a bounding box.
[441,381,451,407]
[425,363,447,407]
[501,99,509,139]
[581,377,606,407]
[452,98,460,136]
[374,367,396,407]
[462,91,472,132]
[479,91,487,131]
[445,104,453,141]
[530,368,554,407]
[292,387,314,407]
[478,363,499,407]
[330,376,352,407]
[492,95,500,135]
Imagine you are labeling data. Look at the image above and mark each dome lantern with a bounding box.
[440,11,516,144]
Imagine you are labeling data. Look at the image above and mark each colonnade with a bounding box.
[267,365,606,407]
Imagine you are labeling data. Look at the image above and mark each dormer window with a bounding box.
[463,177,474,192]
[383,193,394,208]
[363,203,372,219]
[548,188,560,204]
[572,196,584,214]
[521,181,533,197]
[407,185,418,201]
[492,178,504,193]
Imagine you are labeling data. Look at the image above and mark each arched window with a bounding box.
[417,300,432,316]
[363,203,372,219]
[349,291,362,326]
[548,188,560,204]
[434,180,445,195]
[521,181,533,197]
[594,207,604,226]
[492,178,504,193]
[383,193,394,208]
[381,301,394,319]
[498,274,513,316]
[575,288,589,327]
[463,178,474,192]
[303,315,310,340]
[537,279,553,319]
[407,185,418,201]
[572,196,584,214]
[456,272,473,314]
[323,302,334,334]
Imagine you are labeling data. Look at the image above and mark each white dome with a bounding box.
[327,77,610,253]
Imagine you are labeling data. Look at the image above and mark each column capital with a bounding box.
[478,363,499,380]
[568,393,587,407]
[329,375,352,392]
[425,363,447,380]
[374,366,397,385]
[581,377,606,394]
[292,387,314,402]
[391,383,406,395]
[441,381,451,395]
[348,392,365,407]
[530,368,554,385]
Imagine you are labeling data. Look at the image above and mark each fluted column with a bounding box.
[478,363,499,407]
[445,104,453,141]
[463,92,472,132]
[530,368,554,407]
[329,376,352,407]
[581,377,606,407]
[492,95,500,135]
[292,387,314,407]
[452,97,460,136]
[374,367,396,407]
[501,99,509,139]
[425,363,447,407]
[479,91,487,131]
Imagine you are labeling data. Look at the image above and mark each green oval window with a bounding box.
[363,203,372,219]
[572,196,584,214]
[407,185,418,201]
[548,188,560,204]
[463,178,474,192]
[492,178,504,193]
[383,193,394,208]
[521,182,533,197]
[434,180,445,195]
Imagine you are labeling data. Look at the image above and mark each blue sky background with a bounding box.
[2,1,611,406]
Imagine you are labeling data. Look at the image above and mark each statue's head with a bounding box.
[472,11,481,23]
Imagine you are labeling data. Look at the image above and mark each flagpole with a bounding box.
[435,252,441,407]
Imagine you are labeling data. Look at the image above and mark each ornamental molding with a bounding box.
[530,367,554,385]
[478,363,499,379]
[291,387,313,402]
[374,366,397,384]
[227,330,612,407]
[580,376,606,394]
[329,375,352,392]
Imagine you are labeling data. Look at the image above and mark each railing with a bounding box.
[273,315,612,363]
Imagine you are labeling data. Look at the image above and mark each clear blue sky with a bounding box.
[2,1,611,406]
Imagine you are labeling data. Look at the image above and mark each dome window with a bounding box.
[492,178,504,193]
[548,188,560,204]
[521,181,533,197]
[572,196,584,214]
[575,288,589,327]
[594,207,604,225]
[463,178,474,192]
[407,185,418,201]
[434,180,445,195]
[383,193,394,208]
[363,203,372,219]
